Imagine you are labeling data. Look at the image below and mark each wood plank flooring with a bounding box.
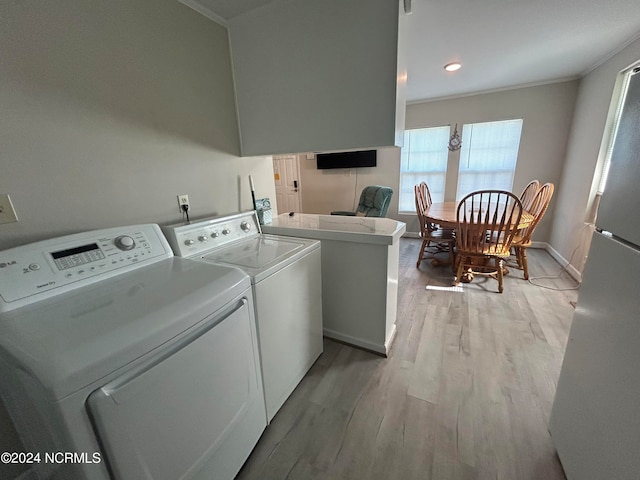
[237,239,578,480]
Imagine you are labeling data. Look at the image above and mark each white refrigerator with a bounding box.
[549,67,640,479]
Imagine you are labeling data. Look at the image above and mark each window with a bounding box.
[597,67,635,194]
[456,119,523,200]
[399,126,450,212]
[400,119,524,212]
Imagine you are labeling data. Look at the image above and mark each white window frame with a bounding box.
[597,66,636,194]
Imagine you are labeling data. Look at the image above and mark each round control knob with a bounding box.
[210,232,219,238]
[240,221,252,232]
[222,228,231,235]
[198,235,208,243]
[184,239,195,246]
[115,235,136,251]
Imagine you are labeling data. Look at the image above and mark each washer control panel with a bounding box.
[0,224,172,312]
[162,211,261,258]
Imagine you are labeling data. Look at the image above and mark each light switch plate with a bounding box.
[0,194,18,224]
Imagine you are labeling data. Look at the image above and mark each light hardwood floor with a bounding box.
[237,239,578,480]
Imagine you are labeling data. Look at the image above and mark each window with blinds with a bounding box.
[456,119,524,200]
[597,66,637,194]
[398,126,450,213]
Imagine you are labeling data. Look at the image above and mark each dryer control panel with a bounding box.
[162,211,262,258]
[0,224,172,312]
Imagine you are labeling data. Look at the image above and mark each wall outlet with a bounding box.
[0,194,19,224]
[177,194,189,213]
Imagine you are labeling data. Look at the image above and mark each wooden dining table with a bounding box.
[424,201,534,230]
[423,201,535,279]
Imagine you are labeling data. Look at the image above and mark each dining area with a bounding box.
[414,180,554,293]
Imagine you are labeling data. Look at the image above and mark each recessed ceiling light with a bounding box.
[444,62,462,72]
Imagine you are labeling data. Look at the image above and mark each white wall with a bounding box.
[0,0,276,252]
[300,148,401,215]
[550,37,640,275]
[300,80,578,241]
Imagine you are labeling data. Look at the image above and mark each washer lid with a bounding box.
[0,258,250,400]
[202,236,310,269]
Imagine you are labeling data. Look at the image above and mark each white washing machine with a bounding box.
[163,211,323,422]
[0,225,266,480]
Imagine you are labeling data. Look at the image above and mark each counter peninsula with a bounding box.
[262,214,406,356]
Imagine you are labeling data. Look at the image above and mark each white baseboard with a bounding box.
[385,324,397,354]
[323,328,389,356]
[540,242,582,282]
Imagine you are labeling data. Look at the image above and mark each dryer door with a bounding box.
[87,297,266,480]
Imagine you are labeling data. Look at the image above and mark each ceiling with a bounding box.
[183,0,640,103]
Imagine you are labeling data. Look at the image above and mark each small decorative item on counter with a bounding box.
[255,198,272,225]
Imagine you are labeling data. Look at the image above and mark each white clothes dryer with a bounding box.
[163,211,323,422]
[0,225,266,480]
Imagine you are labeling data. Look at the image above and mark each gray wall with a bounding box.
[227,0,405,155]
[0,1,275,476]
[300,80,579,242]
[550,37,640,276]
[0,0,276,252]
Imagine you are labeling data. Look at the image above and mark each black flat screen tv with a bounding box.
[316,150,376,169]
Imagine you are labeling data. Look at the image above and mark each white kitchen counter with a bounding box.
[265,213,405,245]
[262,214,406,356]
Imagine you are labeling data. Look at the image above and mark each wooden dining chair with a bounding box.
[454,190,523,293]
[414,182,455,268]
[519,179,540,212]
[511,182,555,280]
